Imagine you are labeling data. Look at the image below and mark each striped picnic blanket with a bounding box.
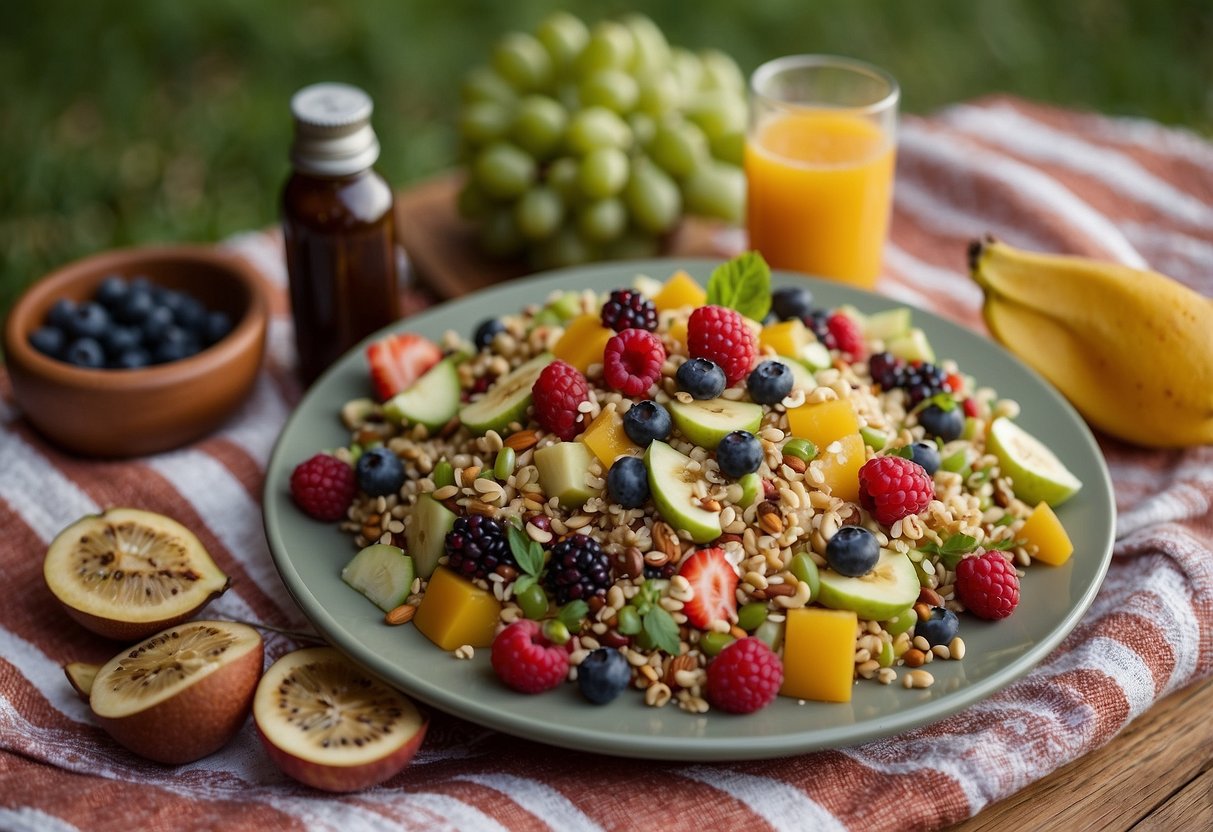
[2,95,1211,831]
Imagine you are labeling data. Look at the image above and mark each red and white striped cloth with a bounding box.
[2,96,1211,831]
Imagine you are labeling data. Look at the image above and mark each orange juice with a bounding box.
[745,110,895,287]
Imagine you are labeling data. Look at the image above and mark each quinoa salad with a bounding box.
[287,253,1082,715]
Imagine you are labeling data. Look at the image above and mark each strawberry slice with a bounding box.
[366,333,443,401]
[678,547,739,630]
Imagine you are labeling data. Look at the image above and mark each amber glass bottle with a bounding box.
[283,83,399,384]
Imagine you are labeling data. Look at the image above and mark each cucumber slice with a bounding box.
[864,307,912,341]
[887,328,936,364]
[668,398,763,450]
[534,441,601,508]
[799,341,832,371]
[459,353,552,436]
[405,494,457,579]
[383,358,461,432]
[816,549,919,621]
[341,544,416,613]
[645,440,721,543]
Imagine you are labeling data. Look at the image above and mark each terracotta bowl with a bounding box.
[4,244,269,457]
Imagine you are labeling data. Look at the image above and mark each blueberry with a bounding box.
[803,308,830,342]
[95,275,128,310]
[152,339,192,364]
[47,298,76,329]
[355,447,406,497]
[100,325,142,358]
[908,441,941,476]
[577,648,632,704]
[716,430,763,478]
[622,400,671,447]
[607,456,649,508]
[473,318,506,351]
[173,295,208,332]
[142,305,175,342]
[67,301,110,339]
[919,403,964,442]
[203,310,233,345]
[771,286,814,321]
[114,286,155,324]
[28,326,66,358]
[825,526,880,577]
[676,357,726,400]
[746,360,793,405]
[113,348,152,369]
[64,337,105,369]
[917,606,959,647]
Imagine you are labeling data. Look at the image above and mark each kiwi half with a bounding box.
[43,508,230,640]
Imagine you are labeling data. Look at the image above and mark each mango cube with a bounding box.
[1019,501,1074,566]
[553,314,614,373]
[787,399,860,449]
[414,567,501,651]
[580,408,639,467]
[760,319,810,358]
[818,432,865,502]
[668,317,689,346]
[652,270,706,311]
[780,607,858,703]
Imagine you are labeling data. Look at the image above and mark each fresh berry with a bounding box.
[676,357,726,400]
[716,431,763,479]
[203,310,233,345]
[100,324,142,358]
[705,637,783,714]
[678,547,739,629]
[919,402,964,442]
[746,359,793,405]
[545,534,612,605]
[945,372,964,394]
[955,551,1020,620]
[355,446,406,497]
[444,514,516,581]
[152,331,197,364]
[687,305,756,386]
[868,351,902,389]
[962,397,980,419]
[907,441,941,477]
[531,360,589,441]
[803,309,831,346]
[577,648,632,704]
[607,456,649,508]
[67,301,110,339]
[64,338,105,368]
[771,286,814,321]
[290,453,357,522]
[643,562,677,580]
[898,362,950,406]
[141,305,174,343]
[622,400,672,446]
[857,456,934,525]
[365,332,444,401]
[114,285,154,324]
[603,328,665,397]
[95,275,128,309]
[28,326,65,358]
[825,526,880,576]
[600,288,658,332]
[114,349,151,369]
[917,606,959,647]
[473,318,506,350]
[826,312,865,359]
[47,298,76,329]
[491,619,569,694]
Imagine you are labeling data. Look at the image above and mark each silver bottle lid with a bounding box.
[289,83,381,176]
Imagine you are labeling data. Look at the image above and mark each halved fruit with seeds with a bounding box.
[459,352,552,435]
[253,646,427,792]
[43,508,230,640]
[89,620,263,764]
[64,661,101,700]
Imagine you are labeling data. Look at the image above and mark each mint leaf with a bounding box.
[706,251,772,321]
[507,525,544,577]
[642,606,682,656]
[888,444,915,460]
[986,538,1022,551]
[557,600,589,631]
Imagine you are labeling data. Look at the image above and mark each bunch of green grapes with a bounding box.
[457,12,747,269]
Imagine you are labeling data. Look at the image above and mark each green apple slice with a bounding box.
[886,328,936,364]
[405,494,457,579]
[799,340,832,371]
[645,440,721,543]
[383,357,460,432]
[987,417,1082,507]
[668,398,762,450]
[534,441,601,509]
[459,352,552,435]
[816,549,919,621]
[341,544,416,613]
[864,307,912,341]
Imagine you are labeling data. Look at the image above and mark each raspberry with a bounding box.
[600,289,658,332]
[544,534,612,605]
[531,360,588,441]
[289,454,356,522]
[857,456,934,525]
[603,329,665,397]
[955,550,1021,620]
[705,637,783,714]
[491,620,570,693]
[687,305,756,386]
[444,514,515,581]
[827,312,866,359]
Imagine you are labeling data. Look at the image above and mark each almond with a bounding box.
[781,454,808,474]
[664,654,697,687]
[757,502,784,535]
[385,604,416,625]
[652,521,680,562]
[504,430,540,452]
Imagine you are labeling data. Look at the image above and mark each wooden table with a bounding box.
[396,175,1213,831]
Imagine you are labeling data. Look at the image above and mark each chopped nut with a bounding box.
[504,430,540,452]
[904,648,927,667]
[699,498,722,512]
[644,549,670,568]
[612,547,645,579]
[384,604,417,625]
[664,654,698,687]
[781,454,808,474]
[764,583,796,597]
[918,587,945,607]
[652,521,680,562]
[757,502,784,535]
[466,500,498,517]
[914,602,933,621]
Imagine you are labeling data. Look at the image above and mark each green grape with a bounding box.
[624,157,682,234]
[699,48,746,93]
[682,160,745,224]
[566,106,632,154]
[648,118,709,179]
[577,146,629,199]
[670,47,704,96]
[578,68,639,114]
[533,225,596,270]
[544,156,581,199]
[459,100,512,146]
[511,94,567,159]
[621,13,670,76]
[514,186,565,241]
[574,20,634,76]
[478,207,525,258]
[554,82,581,113]
[535,10,588,70]
[492,31,553,92]
[684,91,748,141]
[601,230,661,260]
[517,584,549,620]
[474,142,536,199]
[636,71,681,116]
[456,181,490,221]
[461,66,517,105]
[627,112,656,149]
[710,130,745,167]
[576,198,627,243]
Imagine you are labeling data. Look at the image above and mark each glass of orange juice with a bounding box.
[745,55,899,288]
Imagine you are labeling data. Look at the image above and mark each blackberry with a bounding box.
[444,515,515,581]
[898,362,949,406]
[802,309,833,348]
[600,289,658,332]
[868,351,902,390]
[545,533,612,604]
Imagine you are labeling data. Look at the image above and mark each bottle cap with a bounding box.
[289,83,381,176]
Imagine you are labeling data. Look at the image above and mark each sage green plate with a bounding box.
[263,259,1115,761]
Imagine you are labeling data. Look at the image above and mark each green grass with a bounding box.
[2,0,1209,321]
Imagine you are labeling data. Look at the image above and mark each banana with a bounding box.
[968,236,1213,448]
